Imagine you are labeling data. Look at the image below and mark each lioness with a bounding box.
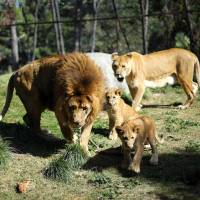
[116,116,163,173]
[0,52,104,153]
[106,88,139,140]
[112,48,200,110]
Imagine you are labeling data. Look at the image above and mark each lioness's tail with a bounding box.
[155,133,164,144]
[194,58,200,87]
[0,73,15,121]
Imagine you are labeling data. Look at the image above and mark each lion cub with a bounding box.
[106,88,139,140]
[116,116,163,173]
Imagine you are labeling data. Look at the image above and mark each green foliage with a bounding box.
[185,140,200,153]
[43,144,88,182]
[175,32,190,49]
[0,137,11,170]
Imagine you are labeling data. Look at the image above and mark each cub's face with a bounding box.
[106,88,123,106]
[116,123,138,149]
[67,95,93,128]
[112,53,132,82]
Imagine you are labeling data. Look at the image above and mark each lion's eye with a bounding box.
[70,106,76,110]
[122,65,125,68]
[82,107,88,111]
[112,64,117,69]
[131,136,135,139]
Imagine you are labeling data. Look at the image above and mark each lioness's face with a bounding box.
[112,53,132,82]
[106,88,122,106]
[116,124,138,149]
[67,95,93,128]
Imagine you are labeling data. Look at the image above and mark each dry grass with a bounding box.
[0,73,200,199]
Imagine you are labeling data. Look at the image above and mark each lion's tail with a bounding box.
[194,58,200,87]
[155,133,164,144]
[0,73,15,121]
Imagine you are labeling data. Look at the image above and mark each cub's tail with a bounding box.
[194,58,200,87]
[0,73,15,121]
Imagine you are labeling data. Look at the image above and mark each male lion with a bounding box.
[106,88,139,140]
[0,52,104,153]
[116,116,163,173]
[112,48,200,110]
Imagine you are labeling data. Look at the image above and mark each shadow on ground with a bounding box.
[84,147,200,199]
[0,122,66,157]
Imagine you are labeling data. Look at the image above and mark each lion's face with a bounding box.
[67,95,93,128]
[112,53,132,82]
[116,123,138,149]
[106,88,122,106]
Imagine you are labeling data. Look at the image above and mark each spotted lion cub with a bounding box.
[116,116,163,173]
[106,88,139,140]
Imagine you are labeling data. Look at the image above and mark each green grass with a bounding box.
[0,137,11,170]
[0,73,200,199]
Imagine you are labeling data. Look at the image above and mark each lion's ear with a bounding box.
[115,89,123,97]
[112,52,118,60]
[86,95,93,103]
[115,126,124,136]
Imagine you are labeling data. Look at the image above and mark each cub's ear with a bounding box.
[115,88,123,97]
[112,52,118,60]
[115,126,124,135]
[86,95,93,102]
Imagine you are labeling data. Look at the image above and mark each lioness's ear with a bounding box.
[112,52,118,60]
[115,126,124,135]
[126,52,133,58]
[115,89,123,97]
[86,95,93,102]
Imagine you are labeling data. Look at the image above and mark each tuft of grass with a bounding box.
[43,144,88,182]
[0,137,11,170]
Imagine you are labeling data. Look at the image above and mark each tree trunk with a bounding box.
[51,0,65,54]
[139,0,149,54]
[10,20,19,70]
[112,0,130,51]
[183,0,196,53]
[32,0,40,60]
[74,0,83,51]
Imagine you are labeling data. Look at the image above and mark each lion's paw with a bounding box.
[128,164,140,173]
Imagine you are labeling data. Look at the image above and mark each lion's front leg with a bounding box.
[121,147,132,169]
[128,142,144,173]
[55,109,75,143]
[80,122,93,154]
[129,83,145,111]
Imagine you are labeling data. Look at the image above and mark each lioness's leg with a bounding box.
[130,85,145,111]
[80,122,93,154]
[148,133,158,165]
[129,143,144,173]
[177,75,194,109]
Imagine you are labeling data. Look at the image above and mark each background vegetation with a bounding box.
[0,0,200,72]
